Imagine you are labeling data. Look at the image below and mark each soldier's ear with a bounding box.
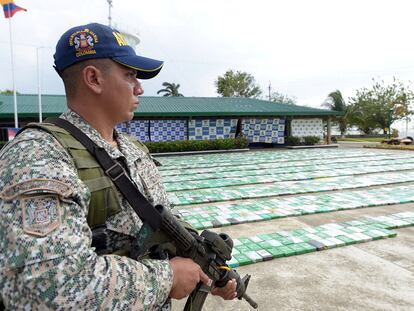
[82,65,104,95]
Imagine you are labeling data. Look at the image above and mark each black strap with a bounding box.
[46,117,162,231]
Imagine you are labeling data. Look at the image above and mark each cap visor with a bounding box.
[112,55,163,79]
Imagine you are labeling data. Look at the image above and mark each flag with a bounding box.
[1,0,26,18]
[7,128,19,140]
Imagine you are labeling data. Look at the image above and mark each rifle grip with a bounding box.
[183,282,210,311]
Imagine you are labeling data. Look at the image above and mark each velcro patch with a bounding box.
[0,178,73,200]
[22,194,61,237]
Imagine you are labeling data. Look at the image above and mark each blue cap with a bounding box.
[53,23,163,79]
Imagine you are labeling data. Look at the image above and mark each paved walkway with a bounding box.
[163,148,414,311]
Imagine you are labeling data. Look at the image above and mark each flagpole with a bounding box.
[36,47,43,122]
[8,14,18,128]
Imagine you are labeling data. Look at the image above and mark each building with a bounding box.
[0,94,339,144]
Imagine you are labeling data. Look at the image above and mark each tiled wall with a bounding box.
[188,118,238,140]
[291,118,323,138]
[241,118,285,144]
[117,120,187,142]
[118,117,325,143]
[117,120,150,142]
[149,120,187,142]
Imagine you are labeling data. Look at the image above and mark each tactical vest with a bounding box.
[24,122,152,230]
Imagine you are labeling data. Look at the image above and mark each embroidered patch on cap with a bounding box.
[22,194,61,237]
[69,28,99,58]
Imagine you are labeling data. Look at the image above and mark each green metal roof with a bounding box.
[0,94,339,119]
[0,94,67,119]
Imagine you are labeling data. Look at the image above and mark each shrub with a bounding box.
[392,128,399,138]
[144,137,249,153]
[303,136,321,145]
[285,136,301,146]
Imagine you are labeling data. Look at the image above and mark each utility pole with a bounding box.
[107,0,113,27]
[268,81,271,101]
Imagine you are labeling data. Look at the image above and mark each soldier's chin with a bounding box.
[117,114,134,125]
[126,112,135,122]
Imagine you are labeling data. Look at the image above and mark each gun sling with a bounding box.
[46,117,163,232]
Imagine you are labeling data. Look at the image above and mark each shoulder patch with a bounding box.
[0,179,73,200]
[22,194,61,237]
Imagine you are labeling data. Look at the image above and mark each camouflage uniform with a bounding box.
[0,110,173,310]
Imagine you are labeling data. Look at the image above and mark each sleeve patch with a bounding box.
[0,178,73,200]
[22,194,61,237]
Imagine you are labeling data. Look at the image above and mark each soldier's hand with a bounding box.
[169,257,212,299]
[211,279,237,300]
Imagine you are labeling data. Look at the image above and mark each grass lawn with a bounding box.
[364,144,414,151]
[337,137,385,142]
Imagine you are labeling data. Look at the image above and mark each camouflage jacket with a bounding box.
[0,110,173,310]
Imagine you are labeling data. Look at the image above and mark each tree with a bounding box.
[0,89,19,95]
[215,70,262,98]
[157,82,183,97]
[347,78,414,134]
[270,91,297,105]
[322,90,348,137]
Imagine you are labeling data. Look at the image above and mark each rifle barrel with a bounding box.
[242,292,258,309]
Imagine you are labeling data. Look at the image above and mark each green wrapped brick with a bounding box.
[289,243,313,255]
[267,247,286,258]
[336,235,356,245]
[235,245,251,253]
[279,245,296,257]
[246,243,263,251]
[258,241,274,249]
[233,254,252,266]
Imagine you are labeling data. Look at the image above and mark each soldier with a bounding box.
[0,23,236,310]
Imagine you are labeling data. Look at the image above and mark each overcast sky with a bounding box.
[1,0,414,130]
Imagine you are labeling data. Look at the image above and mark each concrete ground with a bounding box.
[337,141,381,149]
[171,146,414,311]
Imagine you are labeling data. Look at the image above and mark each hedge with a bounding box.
[0,138,249,153]
[144,137,249,153]
[285,136,321,146]
[303,136,321,145]
[285,136,301,146]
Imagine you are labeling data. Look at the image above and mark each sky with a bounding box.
[1,0,414,131]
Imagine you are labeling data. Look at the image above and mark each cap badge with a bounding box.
[69,28,99,58]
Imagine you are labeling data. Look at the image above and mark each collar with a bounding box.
[60,110,144,165]
[115,130,147,167]
[61,110,124,159]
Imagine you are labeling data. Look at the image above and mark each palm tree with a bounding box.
[157,82,184,97]
[323,90,348,137]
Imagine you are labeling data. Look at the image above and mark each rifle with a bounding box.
[138,204,258,311]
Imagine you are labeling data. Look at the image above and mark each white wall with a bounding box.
[291,118,324,138]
